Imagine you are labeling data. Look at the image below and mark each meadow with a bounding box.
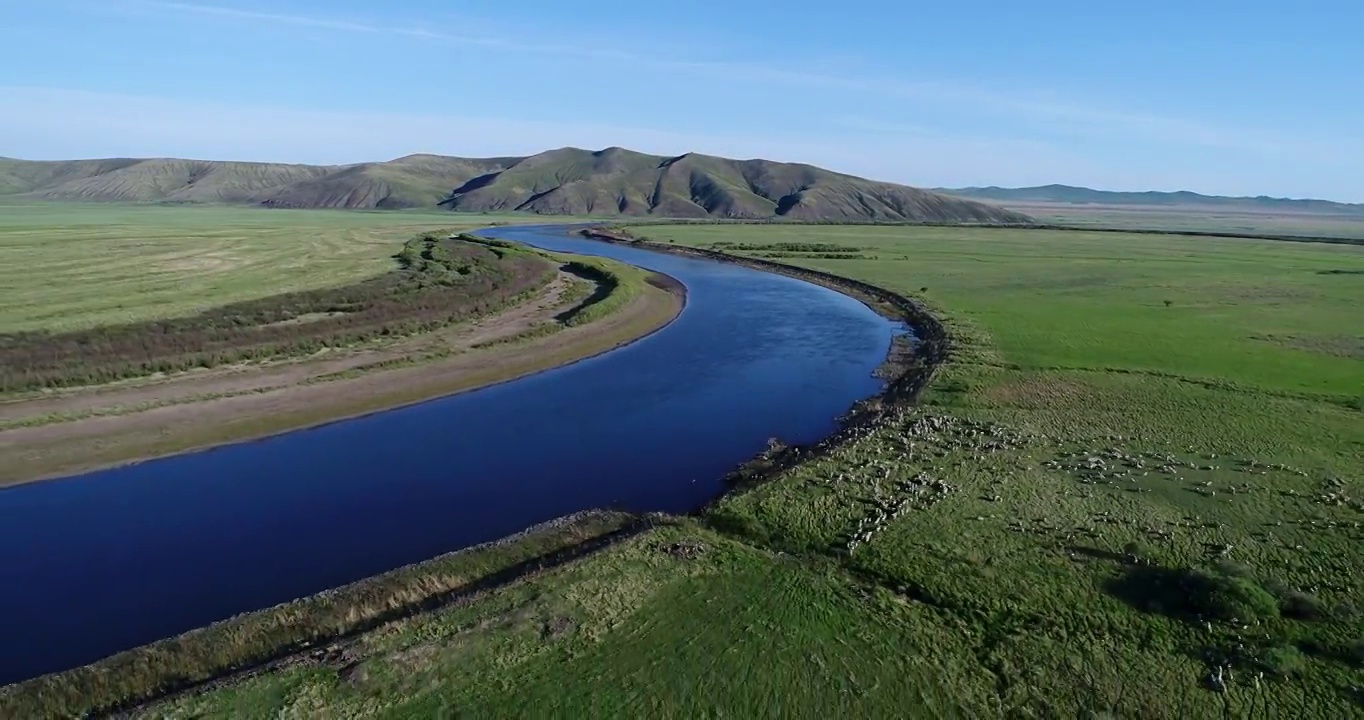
[3,221,1361,717]
[0,202,538,333]
[0,203,680,485]
[0,232,558,391]
[996,202,1364,240]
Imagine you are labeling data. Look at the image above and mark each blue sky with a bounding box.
[2,0,1362,200]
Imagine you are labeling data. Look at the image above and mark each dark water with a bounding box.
[0,225,897,685]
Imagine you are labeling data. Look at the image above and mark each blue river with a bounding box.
[0,225,898,685]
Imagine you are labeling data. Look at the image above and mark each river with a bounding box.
[0,225,899,685]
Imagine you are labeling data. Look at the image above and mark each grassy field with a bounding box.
[999,202,1364,240]
[0,223,684,486]
[0,202,543,333]
[6,223,1362,717]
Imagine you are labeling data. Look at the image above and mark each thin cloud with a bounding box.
[0,85,1094,191]
[143,1,383,34]
[3,85,1360,200]
[138,2,1352,157]
[139,1,639,61]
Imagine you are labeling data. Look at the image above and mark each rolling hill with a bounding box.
[0,150,1031,223]
[938,184,1364,215]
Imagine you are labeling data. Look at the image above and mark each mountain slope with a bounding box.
[30,159,338,204]
[0,150,1030,223]
[257,155,519,209]
[939,184,1364,215]
[439,147,1031,223]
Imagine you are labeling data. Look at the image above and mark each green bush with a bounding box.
[1259,644,1306,677]
[1187,569,1279,621]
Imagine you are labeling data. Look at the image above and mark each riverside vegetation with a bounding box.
[0,203,683,485]
[0,202,533,333]
[2,222,1361,718]
[0,232,556,391]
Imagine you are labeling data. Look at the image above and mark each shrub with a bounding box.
[1259,644,1306,677]
[1187,569,1279,621]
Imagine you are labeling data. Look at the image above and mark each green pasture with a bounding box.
[0,202,540,333]
[7,219,1362,717]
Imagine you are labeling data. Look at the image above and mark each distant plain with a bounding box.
[1000,202,1364,240]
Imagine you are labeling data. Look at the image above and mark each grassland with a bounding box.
[970,202,1364,240]
[4,223,1361,717]
[0,202,539,333]
[0,203,683,485]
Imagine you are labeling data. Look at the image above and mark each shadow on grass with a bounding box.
[1103,562,1279,624]
[553,263,615,324]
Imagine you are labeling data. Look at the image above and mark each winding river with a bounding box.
[0,225,899,685]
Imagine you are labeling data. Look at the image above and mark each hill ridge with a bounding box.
[938,184,1364,214]
[0,150,1030,223]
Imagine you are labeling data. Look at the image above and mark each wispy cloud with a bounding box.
[139,1,639,61]
[138,1,1354,160]
[3,85,1360,200]
[145,1,385,34]
[0,85,1085,186]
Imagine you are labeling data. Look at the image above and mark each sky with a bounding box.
[2,0,1362,201]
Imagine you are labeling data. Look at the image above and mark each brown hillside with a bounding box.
[1,149,1031,223]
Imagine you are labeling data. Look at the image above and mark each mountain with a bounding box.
[436,147,1030,223]
[0,155,516,209]
[0,150,1031,223]
[937,184,1364,216]
[257,154,520,210]
[0,158,334,204]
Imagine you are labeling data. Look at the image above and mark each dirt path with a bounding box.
[0,271,684,486]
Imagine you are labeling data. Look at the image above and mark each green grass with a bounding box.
[1000,203,1364,240]
[0,512,642,719]
[133,524,1000,719]
[0,202,544,333]
[660,225,1362,400]
[11,223,1363,717]
[644,224,1364,716]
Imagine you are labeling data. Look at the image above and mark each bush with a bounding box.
[1106,563,1279,623]
[1187,569,1279,621]
[1259,644,1306,677]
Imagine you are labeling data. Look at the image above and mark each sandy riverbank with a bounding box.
[0,265,685,487]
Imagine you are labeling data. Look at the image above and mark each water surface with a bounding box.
[0,225,897,684]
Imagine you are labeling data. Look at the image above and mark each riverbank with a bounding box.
[580,226,948,495]
[0,510,657,719]
[0,241,685,487]
[15,222,1358,717]
[0,226,935,718]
